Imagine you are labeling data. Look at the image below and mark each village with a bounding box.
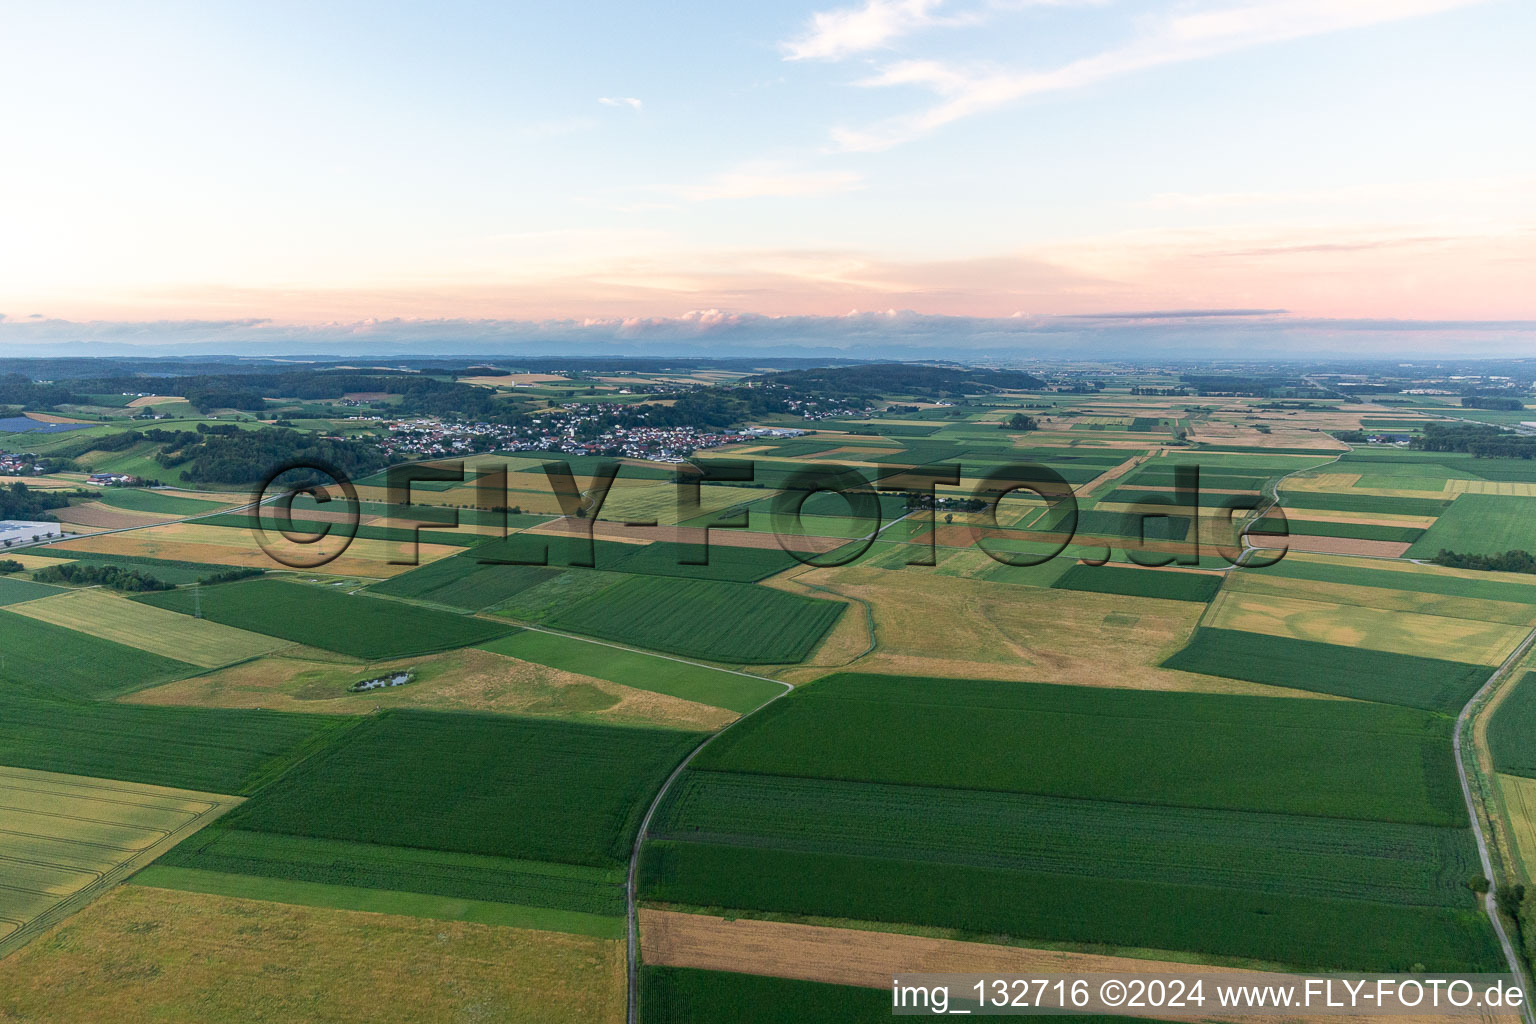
[374,406,798,462]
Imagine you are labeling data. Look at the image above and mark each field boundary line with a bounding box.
[624,675,795,1024]
[1456,623,1536,1024]
[0,777,243,961]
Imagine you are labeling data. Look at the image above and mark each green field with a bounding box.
[641,967,1168,1024]
[1407,494,1536,558]
[152,826,624,936]
[1248,558,1536,604]
[652,772,1474,907]
[129,864,621,937]
[1278,492,1451,517]
[1257,518,1425,543]
[222,710,703,867]
[641,843,1497,972]
[0,609,198,698]
[0,575,64,605]
[641,967,902,1024]
[368,553,563,610]
[1162,627,1489,713]
[1050,564,1221,602]
[95,488,231,516]
[691,674,1464,825]
[8,588,288,668]
[135,578,514,658]
[1490,671,1536,778]
[479,629,783,712]
[547,575,844,664]
[0,695,351,793]
[637,674,1494,971]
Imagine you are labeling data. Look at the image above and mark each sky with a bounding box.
[1,0,1533,356]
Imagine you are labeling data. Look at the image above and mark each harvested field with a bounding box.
[0,885,624,1024]
[1498,773,1536,882]
[0,766,239,959]
[481,629,781,713]
[1225,571,1536,627]
[125,646,736,731]
[1204,590,1527,666]
[9,588,288,668]
[641,910,1328,992]
[1281,535,1413,557]
[760,564,1302,696]
[49,502,168,530]
[51,523,462,578]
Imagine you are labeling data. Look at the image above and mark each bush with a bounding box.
[32,562,175,592]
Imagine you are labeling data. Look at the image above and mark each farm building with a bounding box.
[0,520,63,547]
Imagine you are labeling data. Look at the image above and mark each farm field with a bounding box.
[219,710,703,867]
[1050,563,1221,602]
[0,574,64,605]
[0,609,198,698]
[135,578,515,658]
[688,674,1464,826]
[546,575,845,664]
[151,827,626,934]
[48,522,464,578]
[762,563,1255,693]
[1488,671,1536,777]
[1161,627,1489,713]
[94,487,235,515]
[1202,589,1527,666]
[641,674,1494,970]
[479,629,783,712]
[6,587,289,667]
[0,766,239,959]
[641,967,898,1024]
[0,694,353,794]
[1406,493,1536,558]
[0,885,625,1024]
[1497,773,1536,885]
[123,645,737,731]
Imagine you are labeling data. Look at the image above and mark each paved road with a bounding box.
[1456,627,1536,1024]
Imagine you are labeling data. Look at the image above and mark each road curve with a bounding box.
[1456,626,1536,1024]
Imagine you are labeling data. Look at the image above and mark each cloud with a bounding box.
[784,0,960,61]
[597,96,643,111]
[4,309,1536,359]
[670,166,864,201]
[826,0,1492,150]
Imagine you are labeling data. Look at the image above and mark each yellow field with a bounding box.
[1445,480,1536,497]
[1284,550,1536,588]
[1498,773,1536,884]
[1205,590,1527,666]
[767,563,1325,697]
[0,766,238,959]
[124,646,737,731]
[0,552,73,570]
[1226,571,1536,627]
[0,885,623,1023]
[48,523,462,578]
[7,588,289,668]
